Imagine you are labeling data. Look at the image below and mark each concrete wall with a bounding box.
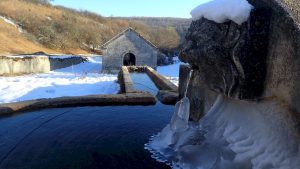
[102,29,158,74]
[0,56,50,76]
[0,55,86,76]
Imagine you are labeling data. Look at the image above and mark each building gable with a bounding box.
[102,28,158,51]
[101,27,159,73]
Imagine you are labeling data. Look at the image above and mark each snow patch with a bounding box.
[0,16,23,33]
[47,16,52,21]
[157,57,182,86]
[190,0,253,25]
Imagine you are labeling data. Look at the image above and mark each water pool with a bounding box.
[0,105,173,169]
[0,72,174,169]
[130,73,158,95]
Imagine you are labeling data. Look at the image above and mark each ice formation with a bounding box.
[146,94,300,169]
[190,0,253,25]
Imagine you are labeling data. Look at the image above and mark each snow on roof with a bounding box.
[190,0,253,25]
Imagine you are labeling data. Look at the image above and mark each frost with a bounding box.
[190,0,253,25]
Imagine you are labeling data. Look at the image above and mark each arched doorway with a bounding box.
[123,53,136,66]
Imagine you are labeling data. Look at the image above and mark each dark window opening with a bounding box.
[123,53,136,66]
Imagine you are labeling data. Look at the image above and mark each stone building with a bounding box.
[101,28,158,73]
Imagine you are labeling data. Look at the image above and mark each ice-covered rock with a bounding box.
[146,95,300,169]
[147,0,300,168]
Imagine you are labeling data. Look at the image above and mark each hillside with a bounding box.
[117,17,192,43]
[0,0,182,54]
[0,16,57,54]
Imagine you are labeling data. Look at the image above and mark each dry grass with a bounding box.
[0,19,56,54]
[0,19,90,54]
[0,0,180,54]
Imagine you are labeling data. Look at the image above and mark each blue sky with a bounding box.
[51,0,205,18]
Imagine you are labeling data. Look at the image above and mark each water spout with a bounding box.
[184,69,193,98]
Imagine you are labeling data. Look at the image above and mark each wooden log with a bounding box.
[0,93,156,116]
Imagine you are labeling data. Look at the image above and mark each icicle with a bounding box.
[170,69,193,132]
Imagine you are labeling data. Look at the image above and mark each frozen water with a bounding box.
[146,94,300,169]
[190,0,253,25]
[170,97,190,132]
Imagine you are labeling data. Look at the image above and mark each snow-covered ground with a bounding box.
[0,56,181,104]
[157,59,181,86]
[0,57,119,103]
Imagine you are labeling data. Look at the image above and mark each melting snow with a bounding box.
[0,16,23,33]
[190,0,253,25]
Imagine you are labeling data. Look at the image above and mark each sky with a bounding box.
[51,0,207,18]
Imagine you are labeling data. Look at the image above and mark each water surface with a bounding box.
[0,105,173,169]
[0,72,174,169]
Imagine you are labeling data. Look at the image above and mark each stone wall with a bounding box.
[49,57,86,70]
[102,29,158,74]
[0,55,86,76]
